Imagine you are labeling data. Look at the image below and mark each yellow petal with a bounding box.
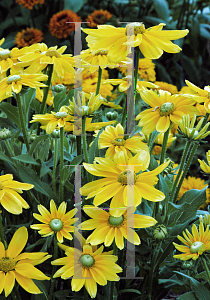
[0,272,5,294]
[7,227,28,258]
[14,271,41,294]
[4,271,15,297]
[15,262,50,280]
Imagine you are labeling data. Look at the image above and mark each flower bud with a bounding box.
[153,225,168,241]
[28,131,38,143]
[53,84,67,93]
[51,129,60,139]
[106,111,118,120]
[182,260,194,270]
[0,128,12,140]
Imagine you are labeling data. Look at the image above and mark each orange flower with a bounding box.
[15,28,43,48]
[16,0,44,9]
[49,10,81,39]
[86,9,112,28]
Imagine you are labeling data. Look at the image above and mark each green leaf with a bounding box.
[153,0,170,21]
[118,289,141,296]
[200,24,210,39]
[155,62,173,83]
[159,174,169,200]
[25,88,36,118]
[12,154,40,165]
[28,135,49,156]
[53,91,68,112]
[178,292,197,300]
[196,271,209,283]
[64,0,85,12]
[158,278,184,287]
[32,280,49,300]
[182,55,200,86]
[0,152,14,164]
[89,128,103,164]
[26,239,45,251]
[64,181,74,193]
[0,102,20,128]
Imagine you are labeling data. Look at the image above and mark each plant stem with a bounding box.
[48,235,58,300]
[0,212,7,248]
[76,135,81,156]
[95,66,102,95]
[169,139,191,203]
[173,142,198,202]
[52,139,59,196]
[16,93,30,151]
[160,128,170,166]
[202,256,210,284]
[59,127,64,204]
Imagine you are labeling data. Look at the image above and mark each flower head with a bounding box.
[83,23,189,63]
[154,81,178,94]
[49,10,81,39]
[98,123,148,160]
[173,223,210,260]
[80,151,170,216]
[31,199,78,243]
[86,9,112,28]
[136,90,198,135]
[0,226,51,297]
[81,206,157,249]
[0,174,33,214]
[52,240,122,299]
[15,28,43,48]
[16,0,44,9]
[198,150,210,174]
[153,132,176,155]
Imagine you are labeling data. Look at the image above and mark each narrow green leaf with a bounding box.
[28,135,49,156]
[12,154,40,165]
[178,292,197,300]
[153,0,170,21]
[118,289,141,296]
[89,128,103,164]
[53,91,68,112]
[0,102,20,128]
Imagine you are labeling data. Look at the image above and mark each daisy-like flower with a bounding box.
[18,43,75,78]
[153,132,176,155]
[86,9,112,28]
[0,174,33,214]
[182,80,210,113]
[103,77,159,93]
[82,23,189,63]
[15,28,43,48]
[0,72,48,102]
[52,239,122,299]
[83,77,113,98]
[0,226,51,297]
[173,222,210,260]
[49,10,81,39]
[80,151,170,215]
[178,176,210,209]
[98,123,148,160]
[177,114,210,141]
[30,106,73,134]
[16,0,44,9]
[198,150,210,174]
[30,199,78,243]
[81,206,157,249]
[136,89,198,135]
[153,81,178,94]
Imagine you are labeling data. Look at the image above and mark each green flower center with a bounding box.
[7,75,21,84]
[118,170,136,185]
[80,254,95,268]
[49,219,63,231]
[55,112,68,118]
[190,241,205,254]
[44,50,62,58]
[159,102,175,116]
[125,22,146,36]
[108,215,124,227]
[0,257,16,272]
[0,49,10,59]
[111,138,126,146]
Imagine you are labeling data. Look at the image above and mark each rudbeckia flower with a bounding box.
[15,27,43,48]
[52,240,122,299]
[30,199,78,243]
[173,223,210,260]
[86,9,112,28]
[0,226,51,297]
[83,23,189,63]
[30,106,73,134]
[81,206,157,249]
[198,150,210,174]
[0,72,48,102]
[80,151,170,215]
[16,0,44,10]
[98,123,148,160]
[0,174,33,214]
[136,89,198,135]
[153,81,178,94]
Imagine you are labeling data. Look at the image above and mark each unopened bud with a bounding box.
[53,84,67,93]
[182,260,194,270]
[0,128,12,140]
[51,129,60,139]
[153,225,168,241]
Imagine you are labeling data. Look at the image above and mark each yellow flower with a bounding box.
[83,77,113,98]
[153,132,176,155]
[0,226,51,297]
[36,87,54,106]
[173,222,210,260]
[198,150,210,174]
[154,81,178,94]
[136,89,198,135]
[18,43,75,78]
[81,206,157,249]
[31,199,78,243]
[80,151,170,216]
[0,174,33,214]
[83,23,189,63]
[98,123,148,160]
[178,176,210,209]
[52,241,122,299]
[0,72,48,102]
[183,80,210,113]
[103,77,158,93]
[30,106,73,134]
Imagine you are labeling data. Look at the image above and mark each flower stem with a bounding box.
[53,139,59,196]
[48,235,58,300]
[59,127,64,204]
[16,93,30,151]
[173,142,198,202]
[169,139,191,204]
[0,212,7,248]
[76,135,81,156]
[202,256,210,284]
[160,128,170,166]
[95,66,102,96]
